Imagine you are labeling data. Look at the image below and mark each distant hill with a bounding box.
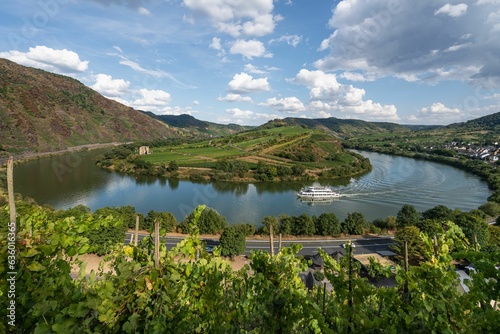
[447,112,500,131]
[140,111,253,137]
[0,58,176,154]
[259,117,411,137]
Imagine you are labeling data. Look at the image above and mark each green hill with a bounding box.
[140,111,253,137]
[0,58,176,154]
[260,117,411,137]
[101,125,372,181]
[447,111,500,132]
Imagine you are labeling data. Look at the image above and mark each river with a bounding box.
[13,150,490,224]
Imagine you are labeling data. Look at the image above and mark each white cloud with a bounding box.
[209,37,222,50]
[183,14,196,24]
[435,3,468,17]
[268,34,302,47]
[313,111,332,118]
[0,46,89,73]
[117,55,197,89]
[91,74,130,98]
[217,93,253,102]
[217,109,283,124]
[130,88,172,110]
[316,0,500,85]
[225,107,254,119]
[137,7,151,16]
[260,97,305,113]
[209,37,227,58]
[409,102,466,124]
[227,72,271,94]
[340,71,375,82]
[230,39,272,59]
[420,102,460,115]
[244,64,280,74]
[160,106,195,115]
[244,64,267,74]
[241,14,276,36]
[293,69,399,121]
[183,0,277,37]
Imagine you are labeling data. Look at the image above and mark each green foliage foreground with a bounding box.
[1,204,500,333]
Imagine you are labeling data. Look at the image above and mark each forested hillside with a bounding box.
[0,58,175,154]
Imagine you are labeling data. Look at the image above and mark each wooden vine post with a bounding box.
[347,241,354,333]
[7,157,16,233]
[134,214,139,246]
[269,222,274,256]
[154,221,160,268]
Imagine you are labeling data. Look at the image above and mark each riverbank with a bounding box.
[0,142,128,166]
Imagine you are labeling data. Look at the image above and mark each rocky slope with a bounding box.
[0,58,175,154]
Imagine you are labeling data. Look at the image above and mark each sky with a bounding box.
[0,0,499,126]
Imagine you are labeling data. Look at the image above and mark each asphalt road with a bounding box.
[125,232,394,257]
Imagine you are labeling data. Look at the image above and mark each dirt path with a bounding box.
[259,133,312,155]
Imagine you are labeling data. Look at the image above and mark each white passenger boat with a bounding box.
[297,186,340,199]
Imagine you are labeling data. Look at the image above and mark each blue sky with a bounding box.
[0,0,499,126]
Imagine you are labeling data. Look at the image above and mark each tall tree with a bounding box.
[341,212,367,235]
[259,215,279,236]
[145,210,178,232]
[391,226,425,263]
[181,207,227,234]
[294,213,315,236]
[219,226,246,258]
[396,204,420,228]
[455,211,490,249]
[421,204,454,222]
[315,213,341,236]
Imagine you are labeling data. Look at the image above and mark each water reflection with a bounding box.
[13,150,491,224]
[212,182,249,196]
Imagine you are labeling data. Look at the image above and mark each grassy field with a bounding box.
[141,126,352,170]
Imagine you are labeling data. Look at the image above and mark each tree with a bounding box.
[341,212,367,235]
[372,216,396,231]
[396,204,420,228]
[259,215,279,235]
[486,225,500,251]
[294,213,315,236]
[276,165,292,179]
[421,204,454,222]
[416,219,444,237]
[391,226,425,263]
[279,214,294,236]
[91,207,129,255]
[455,211,490,249]
[315,213,341,236]
[144,210,178,232]
[168,160,179,171]
[219,226,246,258]
[181,207,227,234]
[291,164,306,176]
[478,201,500,217]
[51,204,91,220]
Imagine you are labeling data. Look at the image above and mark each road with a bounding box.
[125,232,394,257]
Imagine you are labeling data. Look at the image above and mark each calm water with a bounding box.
[13,150,490,224]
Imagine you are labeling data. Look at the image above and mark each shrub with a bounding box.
[180,207,228,235]
[219,226,246,258]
